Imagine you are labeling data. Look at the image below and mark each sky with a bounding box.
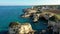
[0,0,60,6]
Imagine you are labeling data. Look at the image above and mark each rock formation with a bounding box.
[9,22,35,34]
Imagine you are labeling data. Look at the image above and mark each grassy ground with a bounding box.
[55,14,60,20]
[43,10,60,20]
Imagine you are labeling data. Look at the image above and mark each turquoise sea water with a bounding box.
[0,6,47,32]
[0,6,32,31]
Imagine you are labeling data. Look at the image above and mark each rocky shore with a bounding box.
[20,5,60,34]
[8,5,60,34]
[21,6,60,23]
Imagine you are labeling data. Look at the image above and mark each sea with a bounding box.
[0,6,48,34]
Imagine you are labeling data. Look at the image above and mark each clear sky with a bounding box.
[0,0,60,5]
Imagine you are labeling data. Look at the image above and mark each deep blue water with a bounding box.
[0,6,47,32]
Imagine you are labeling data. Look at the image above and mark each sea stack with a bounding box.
[9,22,35,34]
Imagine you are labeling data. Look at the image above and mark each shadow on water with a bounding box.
[27,17,48,34]
[0,27,8,34]
[0,30,8,34]
[29,17,48,31]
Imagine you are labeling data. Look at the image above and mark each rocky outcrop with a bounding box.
[21,8,37,18]
[19,23,35,34]
[21,9,55,22]
[9,22,21,34]
[9,22,35,34]
[21,6,59,23]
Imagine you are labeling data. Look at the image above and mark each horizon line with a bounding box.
[0,4,60,6]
